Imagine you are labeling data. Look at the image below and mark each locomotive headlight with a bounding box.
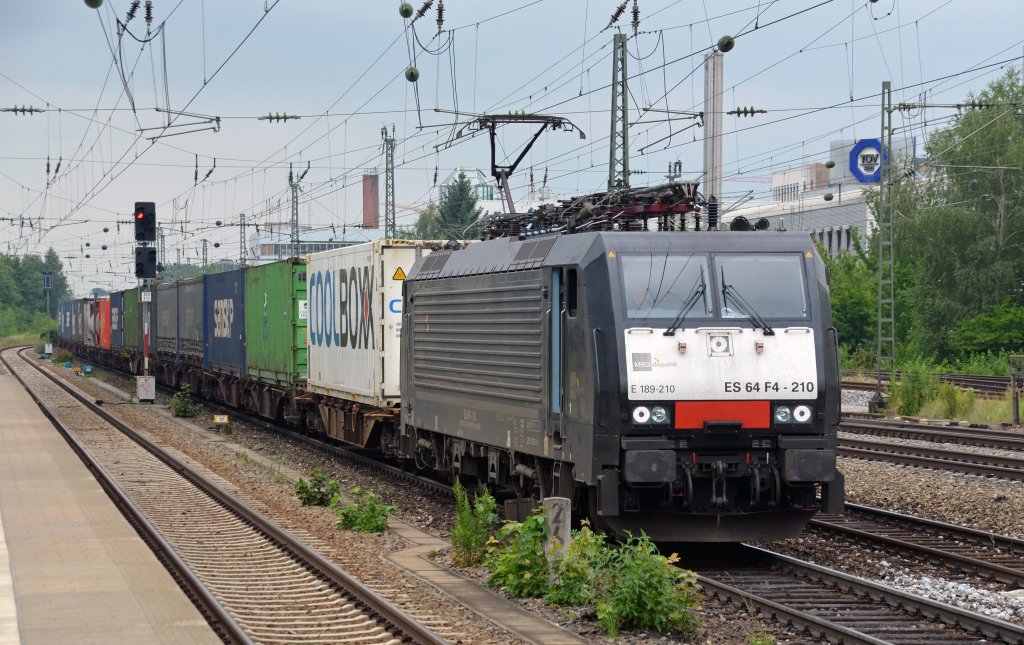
[793,405,812,423]
[650,406,669,424]
[774,405,793,423]
[632,406,651,424]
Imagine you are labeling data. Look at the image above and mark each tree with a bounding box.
[821,232,876,352]
[437,171,482,238]
[0,248,70,337]
[873,68,1024,358]
[0,256,21,308]
[948,301,1024,355]
[401,172,482,240]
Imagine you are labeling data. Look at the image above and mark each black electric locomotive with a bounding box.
[397,186,843,542]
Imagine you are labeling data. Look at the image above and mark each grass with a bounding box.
[917,395,1017,426]
[0,333,42,350]
[235,451,292,485]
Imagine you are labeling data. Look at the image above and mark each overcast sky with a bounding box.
[2,0,1022,295]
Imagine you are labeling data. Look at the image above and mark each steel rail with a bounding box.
[10,348,448,645]
[694,544,1024,644]
[840,418,1024,451]
[810,503,1024,587]
[839,437,1024,480]
[0,348,250,645]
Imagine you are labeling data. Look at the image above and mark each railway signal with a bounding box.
[134,202,156,242]
[135,247,156,279]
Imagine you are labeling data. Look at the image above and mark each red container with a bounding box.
[99,298,112,349]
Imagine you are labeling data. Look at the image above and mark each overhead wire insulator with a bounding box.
[126,0,140,22]
[606,1,627,30]
[414,0,433,21]
[631,0,640,36]
[145,1,153,27]
[202,158,216,182]
[436,0,444,33]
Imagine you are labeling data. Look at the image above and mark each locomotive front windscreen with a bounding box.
[717,254,808,319]
[620,252,809,321]
[620,253,711,319]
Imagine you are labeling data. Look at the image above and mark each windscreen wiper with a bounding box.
[663,267,706,336]
[720,267,775,335]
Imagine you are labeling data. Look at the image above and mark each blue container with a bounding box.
[82,365,94,375]
[109,291,125,349]
[156,283,179,359]
[204,268,247,376]
[56,301,66,339]
[177,278,205,360]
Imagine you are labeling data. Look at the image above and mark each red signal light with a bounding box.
[136,211,145,219]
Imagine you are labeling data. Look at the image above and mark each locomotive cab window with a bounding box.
[716,254,808,319]
[620,253,711,319]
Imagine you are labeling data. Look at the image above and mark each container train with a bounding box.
[56,182,843,541]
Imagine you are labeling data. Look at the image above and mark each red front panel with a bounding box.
[674,400,770,430]
[99,299,112,349]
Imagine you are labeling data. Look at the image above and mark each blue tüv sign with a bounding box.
[849,139,886,183]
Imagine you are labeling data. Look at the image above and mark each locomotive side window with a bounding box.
[566,269,578,318]
[620,254,710,319]
[716,255,808,319]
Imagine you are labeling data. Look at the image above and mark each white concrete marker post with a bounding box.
[543,497,572,586]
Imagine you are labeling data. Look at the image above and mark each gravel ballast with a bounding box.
[44,358,1024,643]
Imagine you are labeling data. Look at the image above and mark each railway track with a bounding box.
[2,347,446,645]
[841,416,1024,451]
[842,372,1013,398]
[60,354,1024,642]
[810,502,1024,587]
[85,359,454,500]
[690,544,1024,644]
[839,436,1024,480]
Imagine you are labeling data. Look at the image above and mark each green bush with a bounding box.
[595,533,702,638]
[170,384,202,418]
[936,382,975,419]
[482,514,703,637]
[34,342,46,355]
[451,478,497,567]
[485,510,549,598]
[334,487,394,533]
[944,350,1014,377]
[295,468,340,506]
[52,349,73,364]
[890,360,935,415]
[545,521,609,607]
[839,344,876,372]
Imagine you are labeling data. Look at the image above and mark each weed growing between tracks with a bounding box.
[481,506,702,638]
[450,479,496,567]
[235,451,290,484]
[295,468,340,506]
[170,384,202,418]
[335,487,395,533]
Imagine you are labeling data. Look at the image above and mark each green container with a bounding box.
[245,258,307,385]
[123,287,140,350]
